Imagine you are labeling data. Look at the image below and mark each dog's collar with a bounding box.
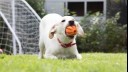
[57,38,76,48]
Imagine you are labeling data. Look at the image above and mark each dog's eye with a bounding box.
[61,20,65,22]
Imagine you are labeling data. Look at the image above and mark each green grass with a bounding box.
[0,53,127,72]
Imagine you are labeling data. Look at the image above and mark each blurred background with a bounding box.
[27,0,127,53]
[0,0,127,54]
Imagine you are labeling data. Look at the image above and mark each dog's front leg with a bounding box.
[38,39,45,59]
[70,46,82,59]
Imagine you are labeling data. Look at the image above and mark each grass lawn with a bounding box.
[0,53,127,72]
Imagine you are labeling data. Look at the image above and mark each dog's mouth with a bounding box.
[65,24,77,39]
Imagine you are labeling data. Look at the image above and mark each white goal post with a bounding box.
[0,0,41,55]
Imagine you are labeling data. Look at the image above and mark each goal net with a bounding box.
[0,0,41,54]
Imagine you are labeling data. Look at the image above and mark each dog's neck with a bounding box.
[56,34,75,43]
[56,34,76,48]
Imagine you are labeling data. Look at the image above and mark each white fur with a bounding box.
[38,13,84,59]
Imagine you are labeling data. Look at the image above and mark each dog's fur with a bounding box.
[38,13,84,59]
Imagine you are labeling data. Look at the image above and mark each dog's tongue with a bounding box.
[65,25,77,37]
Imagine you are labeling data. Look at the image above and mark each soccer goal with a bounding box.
[0,0,41,55]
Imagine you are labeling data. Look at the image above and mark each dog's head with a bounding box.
[49,16,84,39]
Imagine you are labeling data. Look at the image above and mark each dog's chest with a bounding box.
[53,46,75,57]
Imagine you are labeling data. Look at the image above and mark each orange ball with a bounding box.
[65,25,77,36]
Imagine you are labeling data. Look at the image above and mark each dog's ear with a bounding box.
[77,23,84,37]
[49,25,57,39]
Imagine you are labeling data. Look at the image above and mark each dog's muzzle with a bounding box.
[69,21,74,26]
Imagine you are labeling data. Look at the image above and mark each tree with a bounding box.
[26,0,46,17]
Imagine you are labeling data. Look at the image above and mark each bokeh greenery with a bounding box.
[77,12,127,53]
[26,0,46,17]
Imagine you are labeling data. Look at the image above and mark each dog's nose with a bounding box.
[69,21,74,26]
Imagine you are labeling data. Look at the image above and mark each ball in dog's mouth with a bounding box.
[65,25,77,38]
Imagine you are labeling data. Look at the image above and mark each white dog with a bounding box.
[38,13,84,59]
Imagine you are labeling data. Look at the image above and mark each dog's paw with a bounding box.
[49,56,58,59]
[76,54,82,60]
[44,55,58,59]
